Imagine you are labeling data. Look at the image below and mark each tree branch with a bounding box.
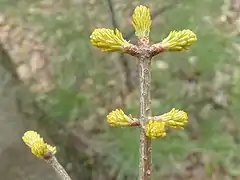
[106,0,119,29]
[135,37,152,180]
[138,55,152,180]
[46,156,73,180]
[105,0,179,93]
[105,0,135,93]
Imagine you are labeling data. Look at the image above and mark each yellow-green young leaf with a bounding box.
[90,28,129,52]
[146,120,167,139]
[161,108,188,128]
[161,29,197,51]
[132,5,152,37]
[22,130,56,158]
[106,109,132,126]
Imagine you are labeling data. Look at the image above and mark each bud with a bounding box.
[146,120,166,139]
[132,5,152,37]
[106,109,134,126]
[22,130,56,158]
[161,29,197,51]
[161,108,188,128]
[90,28,129,52]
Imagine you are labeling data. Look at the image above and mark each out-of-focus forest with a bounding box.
[0,0,240,180]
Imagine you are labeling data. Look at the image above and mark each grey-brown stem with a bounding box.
[138,54,152,180]
[46,156,72,180]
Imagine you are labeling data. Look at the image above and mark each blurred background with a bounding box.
[0,0,240,179]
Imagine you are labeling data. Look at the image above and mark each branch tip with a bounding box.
[132,5,152,37]
[22,130,56,159]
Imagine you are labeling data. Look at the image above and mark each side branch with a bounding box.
[149,43,167,57]
[46,156,72,180]
[123,44,140,56]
